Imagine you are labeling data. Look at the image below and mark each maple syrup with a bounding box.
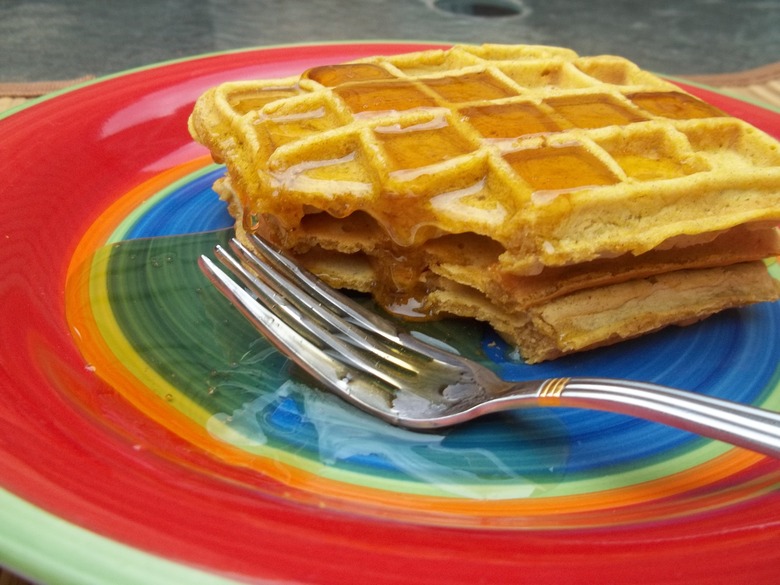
[422,71,517,103]
[612,153,691,181]
[461,102,561,139]
[228,87,300,115]
[334,80,438,114]
[504,144,620,193]
[628,91,725,120]
[263,106,341,148]
[303,63,397,87]
[545,94,646,129]
[374,118,475,172]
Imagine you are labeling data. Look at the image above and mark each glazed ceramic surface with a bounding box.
[1,43,779,585]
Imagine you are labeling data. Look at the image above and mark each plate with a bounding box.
[1,42,780,585]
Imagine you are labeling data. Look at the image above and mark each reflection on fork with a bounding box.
[198,234,780,458]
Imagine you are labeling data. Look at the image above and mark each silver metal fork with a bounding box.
[199,234,780,458]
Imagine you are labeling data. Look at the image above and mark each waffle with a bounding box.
[189,44,780,362]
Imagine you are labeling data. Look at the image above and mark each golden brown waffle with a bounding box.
[190,44,780,362]
[285,226,780,362]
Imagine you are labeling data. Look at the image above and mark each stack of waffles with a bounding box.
[189,44,780,363]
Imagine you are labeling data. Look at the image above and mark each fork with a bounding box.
[198,234,780,458]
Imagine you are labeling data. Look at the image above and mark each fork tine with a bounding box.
[245,234,472,369]
[203,246,411,390]
[246,233,402,341]
[226,238,420,374]
[199,254,403,421]
[198,254,339,378]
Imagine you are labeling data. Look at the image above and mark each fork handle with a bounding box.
[541,377,780,458]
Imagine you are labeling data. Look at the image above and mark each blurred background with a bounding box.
[1,0,779,82]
